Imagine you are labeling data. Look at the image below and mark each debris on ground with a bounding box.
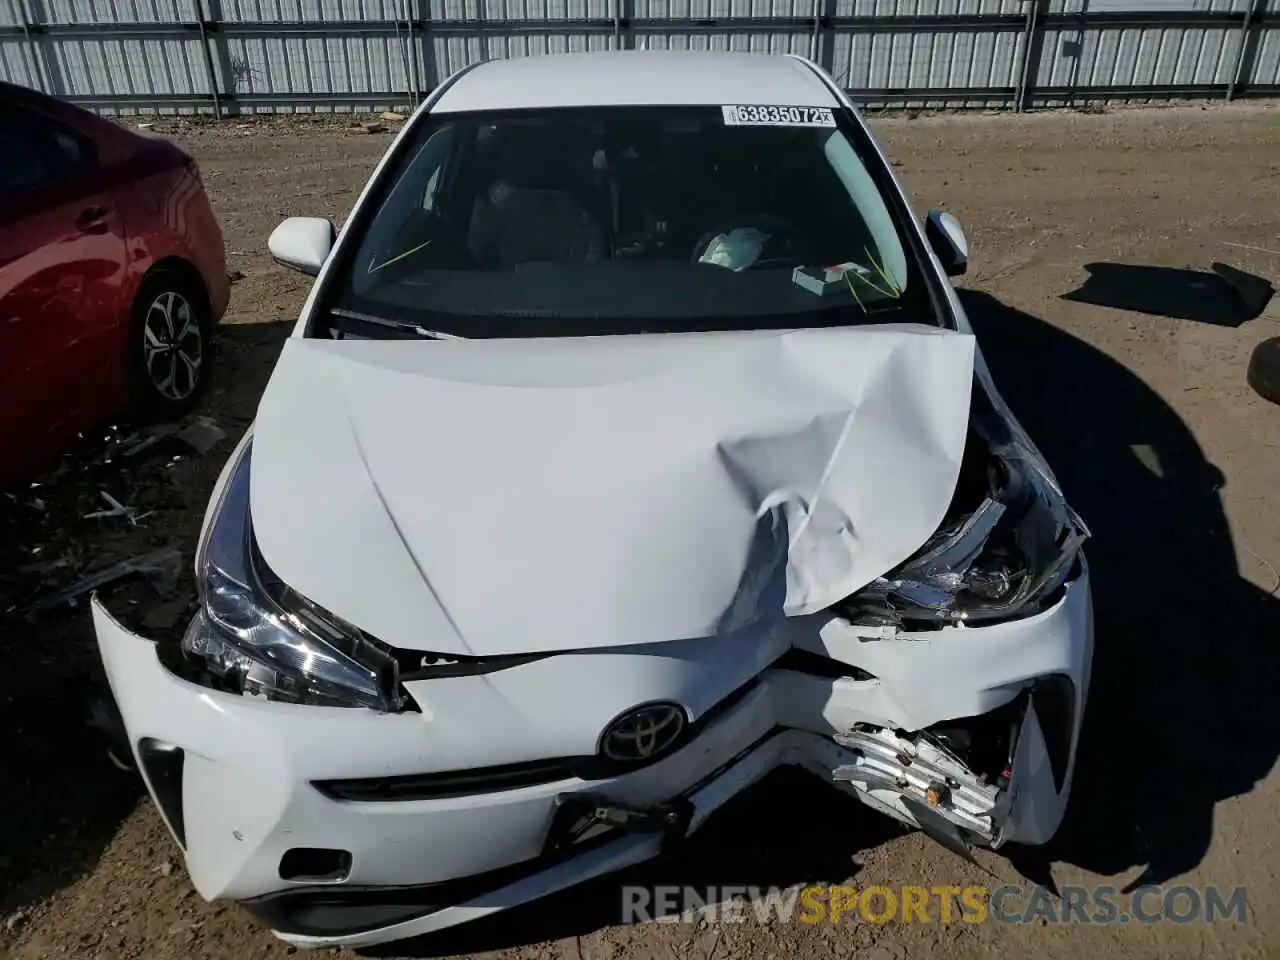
[2,493,44,513]
[86,416,225,471]
[174,416,227,456]
[116,425,179,459]
[0,556,73,587]
[23,546,183,617]
[89,423,179,469]
[379,111,406,122]
[361,121,386,134]
[83,491,152,526]
[227,269,246,284]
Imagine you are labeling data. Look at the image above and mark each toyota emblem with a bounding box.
[600,702,687,762]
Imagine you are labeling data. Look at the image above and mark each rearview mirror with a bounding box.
[268,217,335,276]
[924,210,968,277]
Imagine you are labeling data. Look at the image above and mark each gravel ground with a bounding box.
[1,102,1277,960]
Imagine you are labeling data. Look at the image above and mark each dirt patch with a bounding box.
[1,103,1277,960]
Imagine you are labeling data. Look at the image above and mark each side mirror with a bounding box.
[924,210,968,277]
[268,217,335,277]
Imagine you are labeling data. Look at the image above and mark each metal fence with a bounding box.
[1,0,1277,114]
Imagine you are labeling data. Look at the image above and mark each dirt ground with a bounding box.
[1,102,1278,960]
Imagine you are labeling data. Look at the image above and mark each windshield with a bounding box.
[323,105,932,339]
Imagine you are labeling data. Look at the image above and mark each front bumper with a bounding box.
[93,567,1092,949]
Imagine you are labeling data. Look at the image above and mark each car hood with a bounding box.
[249,325,975,655]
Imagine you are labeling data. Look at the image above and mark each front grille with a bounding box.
[312,677,762,802]
[314,758,574,802]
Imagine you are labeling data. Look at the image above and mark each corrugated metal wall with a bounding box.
[0,0,1275,112]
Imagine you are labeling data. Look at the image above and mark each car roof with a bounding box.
[0,80,59,111]
[430,50,839,114]
[0,80,123,142]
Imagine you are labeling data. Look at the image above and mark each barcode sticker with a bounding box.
[722,104,836,128]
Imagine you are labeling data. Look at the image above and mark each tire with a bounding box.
[1247,337,1280,406]
[127,271,212,421]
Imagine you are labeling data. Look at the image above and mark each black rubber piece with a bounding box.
[1061,261,1273,328]
[1214,262,1275,320]
[1247,336,1280,406]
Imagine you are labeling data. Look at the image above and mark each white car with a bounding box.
[93,50,1092,949]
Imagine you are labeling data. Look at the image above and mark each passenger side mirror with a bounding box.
[924,210,968,277]
[268,217,336,277]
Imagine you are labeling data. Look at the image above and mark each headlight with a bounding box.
[841,426,1088,627]
[176,437,406,711]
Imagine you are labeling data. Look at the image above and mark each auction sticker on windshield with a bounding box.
[722,105,836,127]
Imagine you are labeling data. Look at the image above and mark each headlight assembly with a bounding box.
[840,401,1089,627]
[175,437,406,711]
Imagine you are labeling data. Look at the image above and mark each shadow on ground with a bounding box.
[1060,261,1274,327]
[0,318,294,921]
[376,290,1280,957]
[959,289,1280,891]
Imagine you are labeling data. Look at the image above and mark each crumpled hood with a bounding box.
[250,326,975,655]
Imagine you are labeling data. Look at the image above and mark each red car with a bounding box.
[0,82,229,483]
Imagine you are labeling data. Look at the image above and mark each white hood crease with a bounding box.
[249,325,976,655]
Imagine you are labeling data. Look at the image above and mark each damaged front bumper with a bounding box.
[92,559,1091,949]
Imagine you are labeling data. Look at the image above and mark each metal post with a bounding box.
[16,0,47,92]
[809,0,822,62]
[1225,0,1259,101]
[412,0,422,105]
[194,0,222,118]
[1013,0,1038,111]
[613,0,622,50]
[401,0,419,106]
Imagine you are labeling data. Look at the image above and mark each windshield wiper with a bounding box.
[328,307,464,340]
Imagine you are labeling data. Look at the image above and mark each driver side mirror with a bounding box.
[924,210,968,277]
[268,217,336,277]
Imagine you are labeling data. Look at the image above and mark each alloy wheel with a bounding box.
[142,290,203,402]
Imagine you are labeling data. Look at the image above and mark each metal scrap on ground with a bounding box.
[174,417,227,456]
[23,547,183,617]
[83,491,152,526]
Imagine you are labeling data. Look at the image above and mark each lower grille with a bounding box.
[314,758,573,802]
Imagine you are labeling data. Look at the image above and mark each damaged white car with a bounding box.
[92,50,1092,949]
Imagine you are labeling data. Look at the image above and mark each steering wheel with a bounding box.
[690,214,806,271]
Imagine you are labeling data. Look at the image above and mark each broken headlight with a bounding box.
[176,436,404,711]
[844,431,1088,627]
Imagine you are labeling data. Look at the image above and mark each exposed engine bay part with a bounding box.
[832,674,1078,855]
[542,793,695,856]
[837,384,1089,628]
[833,722,1010,846]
